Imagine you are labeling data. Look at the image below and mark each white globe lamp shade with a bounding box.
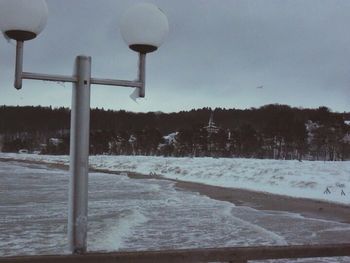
[120,3,169,53]
[0,0,48,41]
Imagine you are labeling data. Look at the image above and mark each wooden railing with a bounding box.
[1,244,350,263]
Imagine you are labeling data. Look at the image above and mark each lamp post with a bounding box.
[0,0,169,254]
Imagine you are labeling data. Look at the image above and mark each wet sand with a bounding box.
[87,165,350,224]
[173,180,350,224]
[1,158,350,224]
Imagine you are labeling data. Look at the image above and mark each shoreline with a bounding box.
[2,158,350,224]
[173,180,350,224]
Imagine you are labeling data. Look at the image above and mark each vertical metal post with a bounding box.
[68,55,91,254]
[14,41,23,90]
[138,53,146,97]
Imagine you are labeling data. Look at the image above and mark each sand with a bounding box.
[2,158,350,224]
[173,180,350,224]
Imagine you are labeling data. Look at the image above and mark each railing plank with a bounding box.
[1,244,350,263]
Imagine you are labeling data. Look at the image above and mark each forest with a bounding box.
[0,104,349,160]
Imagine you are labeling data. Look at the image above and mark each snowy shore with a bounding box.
[1,153,349,204]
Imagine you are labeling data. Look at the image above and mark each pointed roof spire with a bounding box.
[208,111,215,127]
[205,110,219,134]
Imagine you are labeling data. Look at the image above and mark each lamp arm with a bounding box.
[13,42,147,94]
[90,53,146,91]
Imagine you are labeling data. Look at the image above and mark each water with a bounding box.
[1,161,350,262]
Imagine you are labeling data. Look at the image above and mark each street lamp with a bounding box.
[0,0,169,254]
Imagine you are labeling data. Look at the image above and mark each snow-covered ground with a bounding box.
[1,153,349,204]
[1,161,350,263]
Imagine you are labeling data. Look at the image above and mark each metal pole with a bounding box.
[138,53,146,97]
[14,41,23,90]
[68,55,91,254]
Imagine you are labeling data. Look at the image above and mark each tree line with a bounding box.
[0,104,349,160]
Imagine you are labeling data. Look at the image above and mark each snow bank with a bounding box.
[1,153,349,204]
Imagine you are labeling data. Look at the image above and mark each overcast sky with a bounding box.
[1,0,350,113]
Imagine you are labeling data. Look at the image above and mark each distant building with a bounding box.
[305,120,320,144]
[163,132,177,145]
[49,138,63,146]
[343,133,350,144]
[128,134,136,144]
[204,112,220,134]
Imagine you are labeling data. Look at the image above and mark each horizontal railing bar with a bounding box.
[22,72,77,83]
[1,244,350,263]
[91,77,143,88]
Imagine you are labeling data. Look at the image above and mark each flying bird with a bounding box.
[256,85,264,89]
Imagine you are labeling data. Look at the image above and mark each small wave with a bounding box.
[89,209,148,252]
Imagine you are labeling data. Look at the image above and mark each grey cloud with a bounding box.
[0,0,349,112]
